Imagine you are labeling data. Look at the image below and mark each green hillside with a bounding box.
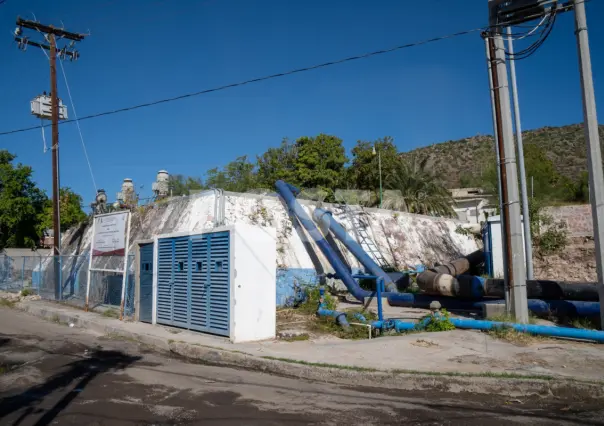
[400,124,604,189]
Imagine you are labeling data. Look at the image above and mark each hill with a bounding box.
[400,124,604,189]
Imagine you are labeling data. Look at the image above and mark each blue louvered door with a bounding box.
[156,238,174,325]
[155,232,230,336]
[189,234,209,332]
[207,232,230,336]
[172,237,190,328]
[139,243,154,323]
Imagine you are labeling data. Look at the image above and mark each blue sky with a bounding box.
[1,0,603,205]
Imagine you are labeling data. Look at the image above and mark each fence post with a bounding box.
[21,257,25,290]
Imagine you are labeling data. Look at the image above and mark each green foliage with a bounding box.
[256,138,298,188]
[206,156,259,192]
[349,137,399,191]
[421,310,456,332]
[20,288,35,297]
[298,286,336,314]
[529,199,569,256]
[383,156,454,216]
[293,134,347,196]
[102,308,119,318]
[0,151,48,249]
[168,174,205,196]
[37,187,87,234]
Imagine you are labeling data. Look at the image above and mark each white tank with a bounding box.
[152,170,170,198]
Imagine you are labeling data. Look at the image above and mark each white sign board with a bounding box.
[92,211,128,256]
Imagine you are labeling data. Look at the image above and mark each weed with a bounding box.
[570,317,599,330]
[261,356,378,372]
[486,327,547,346]
[297,287,336,314]
[0,366,6,375]
[421,309,456,332]
[281,333,310,342]
[0,299,16,308]
[102,308,119,319]
[488,313,538,325]
[168,339,175,344]
[412,339,439,348]
[51,314,61,323]
[20,288,35,297]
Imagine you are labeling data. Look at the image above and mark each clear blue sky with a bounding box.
[1,0,603,205]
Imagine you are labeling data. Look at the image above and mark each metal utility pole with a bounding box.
[487,1,529,323]
[484,34,511,309]
[14,17,86,300]
[574,0,604,328]
[506,27,534,280]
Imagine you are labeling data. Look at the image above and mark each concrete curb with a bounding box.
[14,301,604,401]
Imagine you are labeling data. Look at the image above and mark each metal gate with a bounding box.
[156,232,230,337]
[139,243,153,323]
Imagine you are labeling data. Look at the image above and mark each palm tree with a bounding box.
[383,155,454,217]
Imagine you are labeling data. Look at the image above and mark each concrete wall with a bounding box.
[56,191,478,305]
[544,205,593,237]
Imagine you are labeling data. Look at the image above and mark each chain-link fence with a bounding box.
[0,253,136,317]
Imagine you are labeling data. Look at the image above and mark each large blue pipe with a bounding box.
[317,307,350,329]
[387,293,601,318]
[448,317,604,343]
[275,180,372,301]
[312,208,396,292]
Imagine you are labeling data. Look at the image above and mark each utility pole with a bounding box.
[14,17,86,300]
[506,27,534,280]
[483,34,510,309]
[487,1,529,323]
[373,145,383,208]
[574,0,604,328]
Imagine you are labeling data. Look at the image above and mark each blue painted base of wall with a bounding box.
[276,268,318,307]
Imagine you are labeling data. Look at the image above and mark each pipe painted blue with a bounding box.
[313,208,396,292]
[317,307,350,329]
[449,317,604,343]
[387,293,601,318]
[456,275,486,299]
[275,180,372,302]
[353,312,368,323]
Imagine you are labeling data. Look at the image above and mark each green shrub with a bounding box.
[421,309,456,332]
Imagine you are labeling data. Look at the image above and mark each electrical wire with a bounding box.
[506,8,558,60]
[59,59,98,192]
[0,25,488,137]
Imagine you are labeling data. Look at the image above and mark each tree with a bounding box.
[168,174,205,196]
[294,134,348,194]
[348,137,399,191]
[384,155,454,216]
[256,138,298,188]
[0,151,47,249]
[206,156,258,192]
[38,187,88,234]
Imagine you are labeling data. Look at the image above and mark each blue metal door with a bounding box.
[156,238,174,326]
[189,235,208,332]
[139,243,154,323]
[207,232,230,336]
[172,237,190,328]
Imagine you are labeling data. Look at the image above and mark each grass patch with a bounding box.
[487,313,539,325]
[261,356,379,372]
[0,298,16,308]
[51,314,62,323]
[102,308,119,319]
[280,333,310,342]
[20,288,35,297]
[486,327,548,346]
[570,317,600,330]
[297,287,337,314]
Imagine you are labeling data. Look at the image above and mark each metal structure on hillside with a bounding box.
[486,0,602,325]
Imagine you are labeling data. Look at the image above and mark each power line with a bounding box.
[0,25,488,137]
[59,59,98,192]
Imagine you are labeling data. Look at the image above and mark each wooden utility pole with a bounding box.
[14,17,86,300]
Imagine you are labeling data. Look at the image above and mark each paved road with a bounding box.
[0,307,603,425]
